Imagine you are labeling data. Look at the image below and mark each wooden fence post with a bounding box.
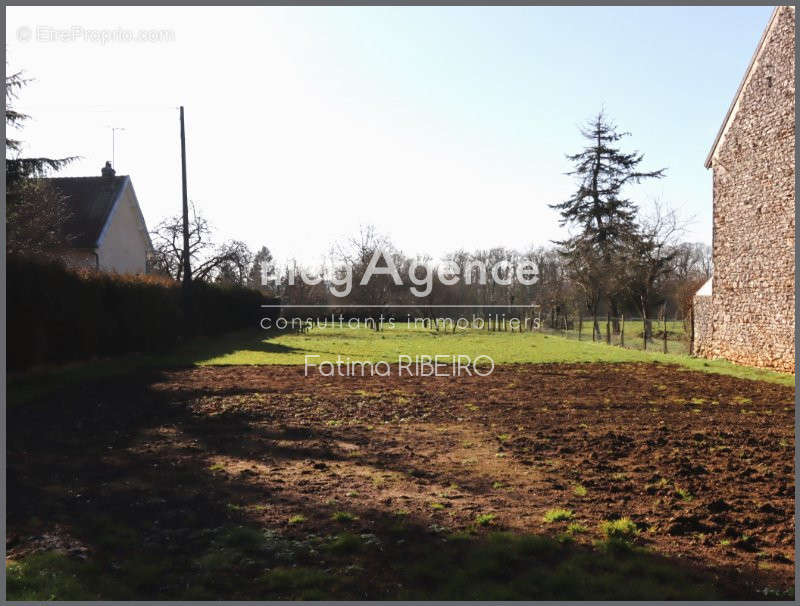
[620,313,625,347]
[642,312,647,351]
[606,313,611,344]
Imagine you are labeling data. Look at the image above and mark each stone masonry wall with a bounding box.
[708,6,795,373]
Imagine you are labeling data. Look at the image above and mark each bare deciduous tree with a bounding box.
[149,202,252,284]
[626,200,688,348]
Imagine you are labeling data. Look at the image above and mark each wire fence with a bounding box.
[417,311,689,355]
[536,315,690,355]
[277,305,691,355]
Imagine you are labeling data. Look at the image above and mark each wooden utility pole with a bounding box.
[180,107,192,324]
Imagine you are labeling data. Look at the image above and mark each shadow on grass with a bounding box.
[8,526,728,600]
[6,330,291,406]
[172,330,304,359]
[7,370,791,600]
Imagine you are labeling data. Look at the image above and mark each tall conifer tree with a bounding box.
[551,112,665,332]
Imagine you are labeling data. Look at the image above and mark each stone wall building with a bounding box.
[692,5,795,373]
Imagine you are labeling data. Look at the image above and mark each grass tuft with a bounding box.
[331,511,357,522]
[543,509,573,523]
[566,522,587,535]
[599,517,638,541]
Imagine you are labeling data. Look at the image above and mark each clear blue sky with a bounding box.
[6,6,774,265]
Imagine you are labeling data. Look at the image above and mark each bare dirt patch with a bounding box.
[7,363,794,599]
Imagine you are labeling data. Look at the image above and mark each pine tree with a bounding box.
[551,111,665,331]
[551,111,665,249]
[6,71,77,183]
[247,246,275,291]
[6,71,79,256]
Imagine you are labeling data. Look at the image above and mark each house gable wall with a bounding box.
[97,183,151,275]
[708,6,795,372]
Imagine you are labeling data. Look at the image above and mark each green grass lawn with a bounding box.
[189,325,652,366]
[8,325,792,406]
[181,326,791,385]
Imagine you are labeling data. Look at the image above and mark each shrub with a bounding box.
[7,255,279,370]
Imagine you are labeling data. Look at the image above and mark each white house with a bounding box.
[44,162,153,274]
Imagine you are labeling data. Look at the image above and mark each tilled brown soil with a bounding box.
[7,362,795,598]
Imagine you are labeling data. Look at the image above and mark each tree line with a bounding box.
[266,113,710,334]
[267,224,709,330]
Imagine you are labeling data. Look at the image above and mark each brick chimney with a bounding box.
[101,161,116,178]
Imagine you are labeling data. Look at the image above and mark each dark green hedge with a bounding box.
[7,255,279,370]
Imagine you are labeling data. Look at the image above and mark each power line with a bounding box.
[13,103,179,113]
